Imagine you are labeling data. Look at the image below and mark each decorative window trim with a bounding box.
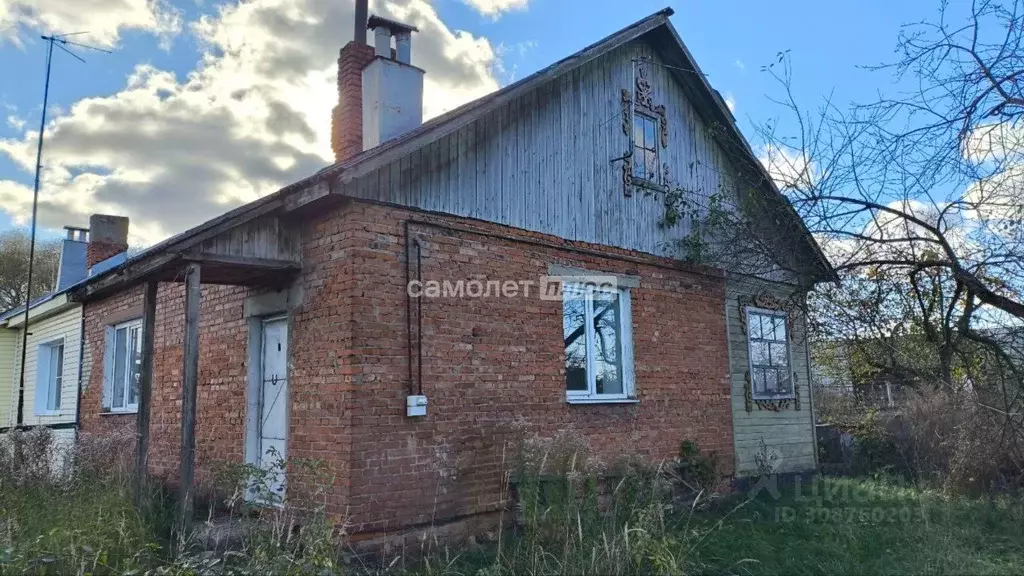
[738,292,801,412]
[34,338,65,416]
[620,64,669,197]
[562,280,636,404]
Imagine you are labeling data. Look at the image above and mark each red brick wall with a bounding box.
[86,242,127,269]
[79,199,733,535]
[80,282,251,484]
[336,201,733,533]
[331,41,375,163]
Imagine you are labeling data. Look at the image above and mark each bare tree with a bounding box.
[762,0,1024,328]
[0,229,61,313]
[736,0,1024,482]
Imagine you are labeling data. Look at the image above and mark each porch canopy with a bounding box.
[70,198,302,534]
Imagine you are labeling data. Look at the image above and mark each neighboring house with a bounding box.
[0,221,130,457]
[71,7,833,540]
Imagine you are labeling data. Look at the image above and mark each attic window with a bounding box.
[632,113,660,184]
[620,64,668,195]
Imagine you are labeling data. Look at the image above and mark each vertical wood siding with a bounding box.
[725,281,816,475]
[195,214,301,262]
[346,39,741,258]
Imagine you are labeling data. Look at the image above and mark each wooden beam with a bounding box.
[283,180,331,212]
[134,281,157,506]
[71,199,288,303]
[182,253,301,270]
[71,252,179,302]
[178,263,201,537]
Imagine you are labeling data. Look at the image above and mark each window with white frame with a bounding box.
[632,112,660,184]
[746,308,794,399]
[34,340,64,415]
[563,282,635,402]
[105,319,142,412]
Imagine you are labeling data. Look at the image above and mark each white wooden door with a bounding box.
[257,317,288,502]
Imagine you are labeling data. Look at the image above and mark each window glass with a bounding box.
[48,344,63,411]
[632,113,659,183]
[113,327,127,409]
[563,294,588,392]
[563,282,633,402]
[592,291,623,395]
[748,310,792,399]
[128,326,141,406]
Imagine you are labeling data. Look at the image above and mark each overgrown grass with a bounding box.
[688,475,1024,575]
[0,428,173,574]
[4,427,1024,575]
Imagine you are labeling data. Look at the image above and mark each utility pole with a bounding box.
[15,33,110,427]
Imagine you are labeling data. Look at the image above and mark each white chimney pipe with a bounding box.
[363,15,424,150]
[395,32,411,64]
[374,27,390,58]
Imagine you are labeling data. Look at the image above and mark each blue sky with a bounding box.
[0,0,940,244]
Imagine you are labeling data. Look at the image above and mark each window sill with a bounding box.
[751,395,796,402]
[34,411,62,417]
[566,397,639,405]
[102,409,138,416]
[630,177,668,194]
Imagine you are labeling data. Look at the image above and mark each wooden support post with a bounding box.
[134,281,157,507]
[178,263,201,536]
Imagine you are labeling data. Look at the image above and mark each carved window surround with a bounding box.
[620,64,669,197]
[738,291,802,413]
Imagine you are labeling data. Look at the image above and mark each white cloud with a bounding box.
[724,92,735,113]
[460,0,528,19]
[0,0,182,48]
[0,0,503,245]
[758,144,815,191]
[734,59,745,71]
[5,115,24,130]
[959,121,1024,223]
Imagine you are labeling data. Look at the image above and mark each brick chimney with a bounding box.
[331,0,375,163]
[86,214,129,269]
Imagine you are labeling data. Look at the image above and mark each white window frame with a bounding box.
[107,318,143,413]
[746,306,795,400]
[34,338,65,416]
[563,283,636,404]
[632,111,660,185]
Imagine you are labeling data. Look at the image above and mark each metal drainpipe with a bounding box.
[404,222,423,397]
[73,310,86,440]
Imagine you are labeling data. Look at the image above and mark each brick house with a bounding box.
[71,6,833,539]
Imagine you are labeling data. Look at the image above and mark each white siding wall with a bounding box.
[11,306,82,427]
[0,329,15,428]
[348,39,739,259]
[726,280,816,475]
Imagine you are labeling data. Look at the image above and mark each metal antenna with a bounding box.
[15,32,111,427]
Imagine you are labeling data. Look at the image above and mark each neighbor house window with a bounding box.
[105,319,142,412]
[563,282,635,402]
[632,112,660,183]
[747,308,793,399]
[34,340,64,415]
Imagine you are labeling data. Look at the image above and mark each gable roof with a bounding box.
[73,8,834,301]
